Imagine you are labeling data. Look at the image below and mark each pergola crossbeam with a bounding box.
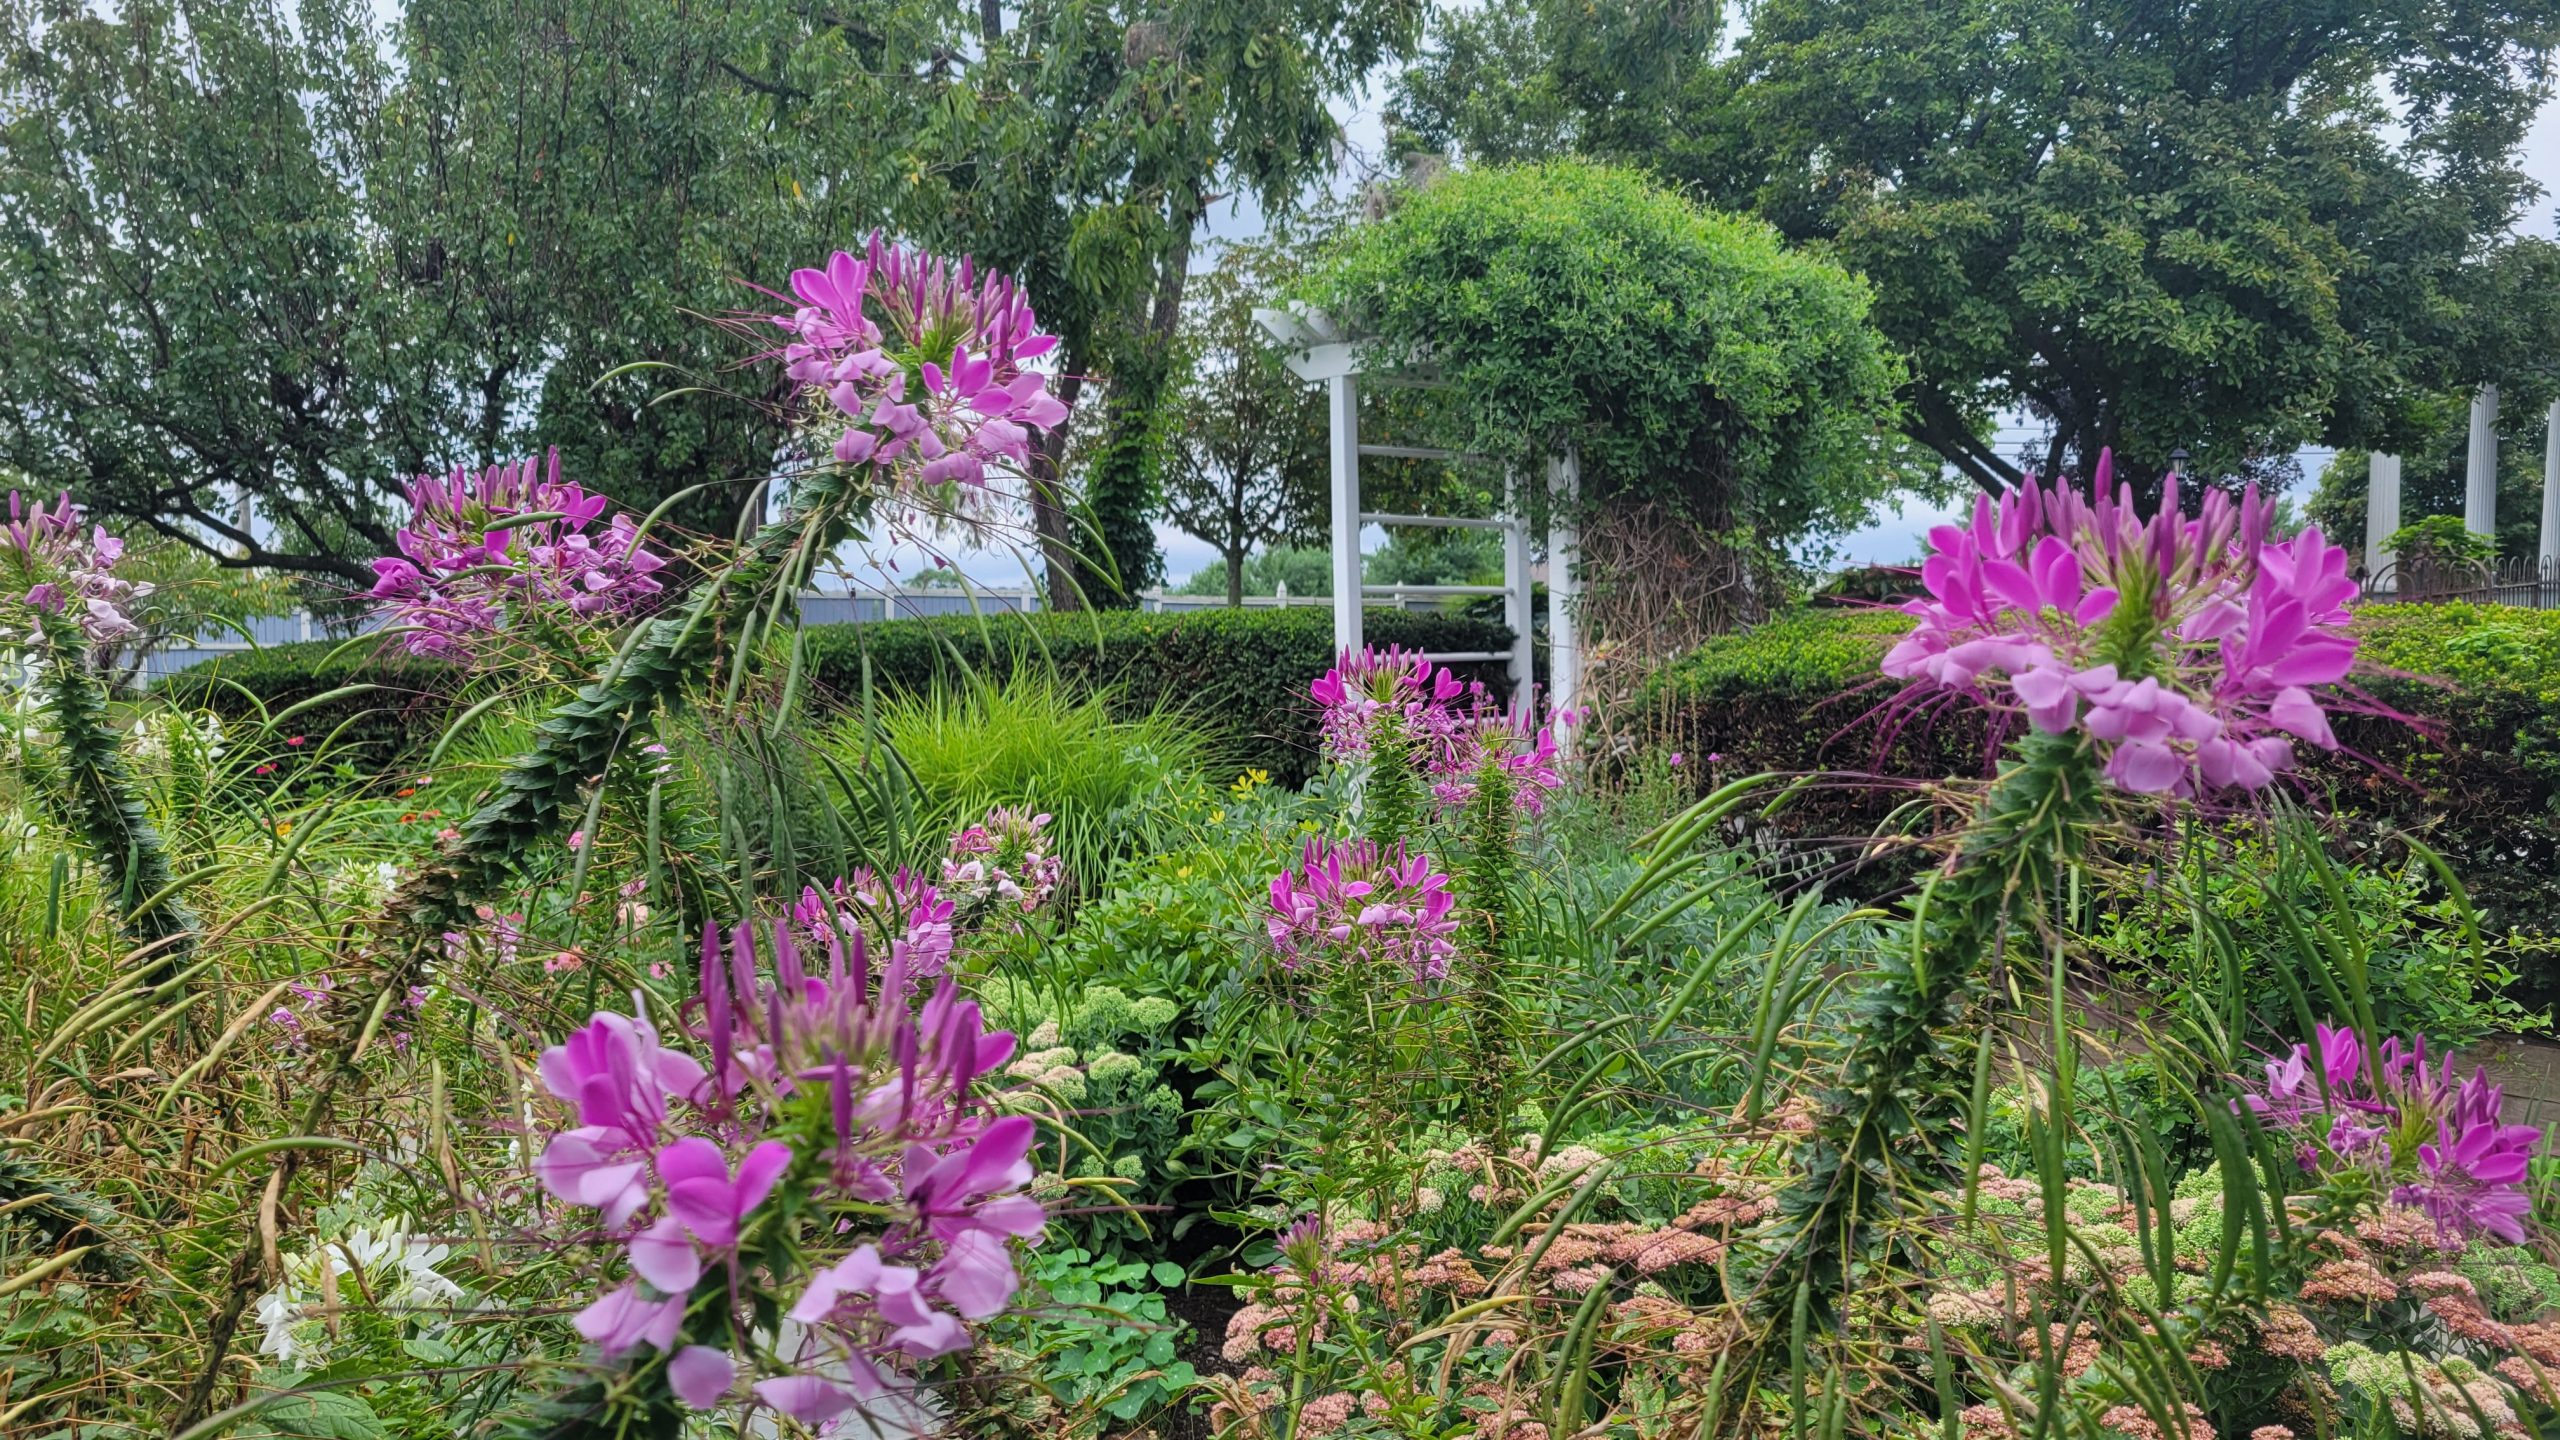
[1255,302,1582,732]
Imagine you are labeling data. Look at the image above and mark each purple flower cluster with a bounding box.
[792,868,956,984]
[769,236,1070,500]
[1312,647,1570,816]
[941,807,1065,918]
[531,918,1043,1419]
[1,493,152,645]
[367,449,667,659]
[1416,698,1568,817]
[1884,455,2359,796]
[1309,645,1465,760]
[1265,836,1462,986]
[2241,1023,2542,1243]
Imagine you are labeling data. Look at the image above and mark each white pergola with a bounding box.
[1252,305,1582,725]
[2364,385,2560,582]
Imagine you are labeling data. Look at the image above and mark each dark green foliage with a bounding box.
[31,625,196,987]
[166,608,1511,792]
[1762,729,2105,1324]
[794,607,1512,785]
[1076,342,1172,606]
[1395,0,2560,491]
[0,1151,132,1278]
[153,643,465,778]
[1645,603,2560,928]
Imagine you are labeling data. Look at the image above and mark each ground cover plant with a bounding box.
[6,234,2558,1440]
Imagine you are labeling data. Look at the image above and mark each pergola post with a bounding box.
[2542,402,2560,573]
[1327,372,1363,658]
[2366,453,2402,586]
[1501,468,1534,714]
[1546,450,1582,734]
[2468,385,2500,539]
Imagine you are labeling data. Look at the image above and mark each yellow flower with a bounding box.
[1207,809,1224,825]
[1229,768,1270,795]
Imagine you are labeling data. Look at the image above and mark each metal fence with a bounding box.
[135,586,1424,683]
[2357,557,2560,610]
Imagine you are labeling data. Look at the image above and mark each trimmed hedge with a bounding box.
[1641,603,2560,927]
[793,606,1515,783]
[154,606,1516,786]
[154,639,465,775]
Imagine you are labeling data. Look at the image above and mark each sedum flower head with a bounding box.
[1885,453,2360,796]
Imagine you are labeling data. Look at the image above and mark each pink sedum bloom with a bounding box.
[1885,453,2359,798]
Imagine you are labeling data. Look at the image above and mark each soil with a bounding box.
[1152,1279,1243,1440]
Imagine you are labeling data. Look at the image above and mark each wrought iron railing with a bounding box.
[2358,556,2560,609]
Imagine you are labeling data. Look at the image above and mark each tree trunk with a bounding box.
[1225,542,1246,608]
[1033,365,1087,612]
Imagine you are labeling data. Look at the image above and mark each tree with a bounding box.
[1393,0,2560,494]
[927,0,1425,608]
[1162,238,1328,606]
[1305,162,1912,638]
[0,0,1419,600]
[0,0,919,583]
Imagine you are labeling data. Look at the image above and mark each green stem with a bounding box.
[397,466,870,930]
[28,623,197,990]
[1759,728,2103,1324]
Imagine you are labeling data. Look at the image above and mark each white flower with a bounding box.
[253,1284,315,1367]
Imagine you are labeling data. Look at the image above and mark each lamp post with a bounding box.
[2169,446,2190,481]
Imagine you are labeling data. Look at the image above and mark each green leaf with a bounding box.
[241,1391,388,1440]
[1149,1260,1186,1287]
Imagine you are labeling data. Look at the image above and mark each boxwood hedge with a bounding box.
[153,606,1517,786]
[1640,602,2560,928]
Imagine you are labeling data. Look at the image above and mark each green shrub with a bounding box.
[152,640,463,779]
[798,605,1512,783]
[836,674,1212,897]
[160,607,1514,788]
[1643,602,2560,931]
[1304,160,1908,542]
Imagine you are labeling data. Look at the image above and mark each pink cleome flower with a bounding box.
[1266,835,1461,986]
[766,236,1069,507]
[0,492,153,645]
[367,449,666,658]
[526,915,1044,1418]
[1883,453,2359,796]
[2236,1021,2542,1244]
[1309,645,1464,760]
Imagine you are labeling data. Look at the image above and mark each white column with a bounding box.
[2468,385,2500,539]
[2367,452,2402,587]
[1327,373,1362,658]
[2541,402,2560,572]
[1546,450,1582,736]
[1502,469,1534,717]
